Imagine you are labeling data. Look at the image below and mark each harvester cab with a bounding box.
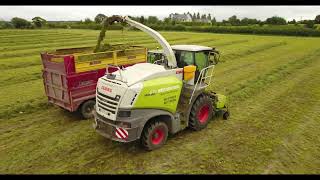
[93,15,229,151]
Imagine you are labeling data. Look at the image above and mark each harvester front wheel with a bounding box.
[189,94,214,131]
[80,100,95,119]
[140,121,168,151]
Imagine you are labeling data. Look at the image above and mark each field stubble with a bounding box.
[0,29,319,174]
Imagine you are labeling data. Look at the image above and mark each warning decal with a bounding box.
[115,127,128,139]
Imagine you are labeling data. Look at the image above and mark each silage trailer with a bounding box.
[41,45,147,119]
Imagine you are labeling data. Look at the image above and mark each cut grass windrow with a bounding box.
[0,65,42,88]
[226,48,320,103]
[0,55,41,70]
[221,41,287,62]
[211,39,320,94]
[205,58,320,173]
[1,29,320,174]
[0,36,188,60]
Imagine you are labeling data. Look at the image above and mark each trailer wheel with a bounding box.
[140,121,168,151]
[80,100,95,119]
[189,94,214,131]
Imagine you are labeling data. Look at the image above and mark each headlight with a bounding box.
[118,110,131,117]
[115,95,121,101]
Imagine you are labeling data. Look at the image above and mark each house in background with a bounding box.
[169,13,192,22]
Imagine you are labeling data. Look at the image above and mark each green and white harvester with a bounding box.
[93,15,229,150]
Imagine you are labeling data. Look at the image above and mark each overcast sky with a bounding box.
[0,6,319,21]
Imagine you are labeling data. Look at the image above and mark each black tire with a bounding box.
[223,111,230,120]
[80,100,95,119]
[189,94,214,131]
[140,121,168,151]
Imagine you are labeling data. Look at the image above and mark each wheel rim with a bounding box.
[85,106,93,114]
[151,128,165,145]
[198,104,210,124]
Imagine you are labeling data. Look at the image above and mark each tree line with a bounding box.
[1,13,320,37]
[2,13,320,29]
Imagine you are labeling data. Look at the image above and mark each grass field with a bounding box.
[0,29,320,174]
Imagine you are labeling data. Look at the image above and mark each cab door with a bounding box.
[194,51,209,82]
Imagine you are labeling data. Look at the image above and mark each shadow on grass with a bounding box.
[95,115,227,155]
[56,107,84,122]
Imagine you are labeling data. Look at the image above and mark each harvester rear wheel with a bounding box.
[189,94,214,131]
[80,100,95,119]
[223,111,230,120]
[140,121,168,151]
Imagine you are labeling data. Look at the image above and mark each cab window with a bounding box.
[175,50,194,68]
[147,54,156,63]
[195,51,209,71]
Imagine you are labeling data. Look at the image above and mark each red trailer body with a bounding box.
[41,46,147,118]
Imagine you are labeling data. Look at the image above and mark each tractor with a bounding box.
[147,49,165,64]
[93,15,229,150]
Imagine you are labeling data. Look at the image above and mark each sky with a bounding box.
[0,6,319,21]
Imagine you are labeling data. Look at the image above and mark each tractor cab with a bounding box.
[148,45,219,68]
[147,49,165,64]
[171,45,220,82]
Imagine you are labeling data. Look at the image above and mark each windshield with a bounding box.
[174,50,194,68]
[147,53,156,64]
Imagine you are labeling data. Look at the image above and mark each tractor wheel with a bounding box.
[189,94,214,131]
[223,111,230,120]
[140,121,168,151]
[80,100,95,119]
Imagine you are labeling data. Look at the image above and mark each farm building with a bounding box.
[169,13,193,22]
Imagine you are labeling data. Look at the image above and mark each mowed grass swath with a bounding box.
[0,29,320,174]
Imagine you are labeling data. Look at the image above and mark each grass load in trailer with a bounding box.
[41,45,147,119]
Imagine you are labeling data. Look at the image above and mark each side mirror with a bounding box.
[209,59,216,65]
[209,50,220,65]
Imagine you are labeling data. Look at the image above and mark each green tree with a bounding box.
[305,20,315,28]
[84,18,92,24]
[259,21,264,26]
[222,20,229,25]
[32,16,46,28]
[228,15,240,26]
[0,21,13,29]
[147,16,159,24]
[164,17,171,24]
[208,14,212,21]
[288,19,296,24]
[315,15,320,24]
[265,16,287,25]
[241,17,259,25]
[192,13,196,21]
[138,16,145,24]
[241,18,249,25]
[211,17,217,25]
[94,14,107,24]
[11,17,31,29]
[196,13,200,20]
